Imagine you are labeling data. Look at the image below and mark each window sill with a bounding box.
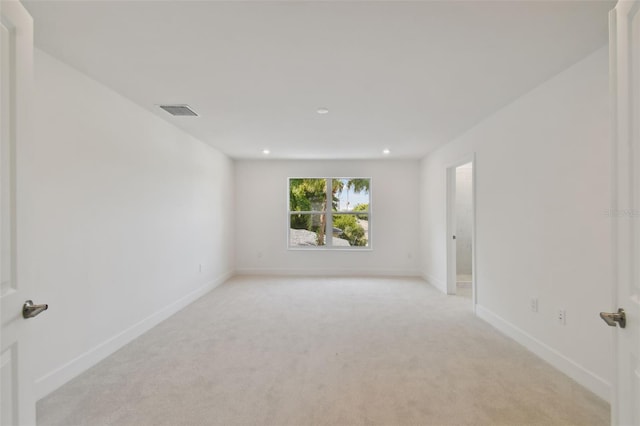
[287,247,373,251]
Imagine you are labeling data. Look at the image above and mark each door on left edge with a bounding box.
[1,1,37,425]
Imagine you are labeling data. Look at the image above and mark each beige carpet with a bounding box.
[37,276,609,426]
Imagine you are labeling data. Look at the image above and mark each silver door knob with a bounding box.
[22,300,48,319]
[599,308,626,328]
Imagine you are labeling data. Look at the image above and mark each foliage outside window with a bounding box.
[288,178,370,249]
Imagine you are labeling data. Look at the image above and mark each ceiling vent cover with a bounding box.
[159,104,199,117]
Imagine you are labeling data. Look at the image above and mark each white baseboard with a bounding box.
[422,271,446,293]
[236,268,421,277]
[475,305,611,402]
[35,270,234,400]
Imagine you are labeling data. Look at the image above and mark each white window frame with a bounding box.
[287,177,372,250]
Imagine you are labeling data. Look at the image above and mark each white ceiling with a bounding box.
[24,0,614,160]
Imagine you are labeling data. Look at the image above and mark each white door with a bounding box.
[446,155,476,305]
[608,1,640,425]
[0,1,37,425]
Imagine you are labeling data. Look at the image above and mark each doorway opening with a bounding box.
[446,157,475,305]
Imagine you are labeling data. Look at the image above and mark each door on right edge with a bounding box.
[609,1,640,424]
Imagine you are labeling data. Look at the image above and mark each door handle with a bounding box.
[22,300,48,319]
[599,308,626,328]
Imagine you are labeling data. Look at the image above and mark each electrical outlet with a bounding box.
[557,309,566,325]
[530,298,538,313]
[199,264,202,273]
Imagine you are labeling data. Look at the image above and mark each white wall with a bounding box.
[24,50,235,399]
[419,47,612,400]
[235,160,420,276]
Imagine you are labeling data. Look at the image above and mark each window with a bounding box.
[288,178,370,249]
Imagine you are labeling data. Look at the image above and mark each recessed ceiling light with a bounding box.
[262,149,270,155]
[383,149,391,155]
[317,108,329,114]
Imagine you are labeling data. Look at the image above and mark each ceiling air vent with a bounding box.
[159,104,199,117]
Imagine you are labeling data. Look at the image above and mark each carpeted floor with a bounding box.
[37,276,609,426]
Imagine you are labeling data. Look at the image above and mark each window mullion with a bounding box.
[326,178,332,248]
